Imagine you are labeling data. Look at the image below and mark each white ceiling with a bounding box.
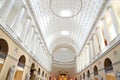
[28,0,105,75]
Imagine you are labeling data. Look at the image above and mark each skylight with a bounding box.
[60,10,72,17]
[61,31,69,35]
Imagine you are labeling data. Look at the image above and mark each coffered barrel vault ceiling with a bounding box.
[28,0,105,68]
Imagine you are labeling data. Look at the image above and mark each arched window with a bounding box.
[0,38,8,59]
[18,55,26,68]
[87,70,90,78]
[49,76,51,80]
[42,71,44,77]
[83,73,85,79]
[38,68,40,75]
[30,63,36,80]
[94,66,98,76]
[104,58,113,72]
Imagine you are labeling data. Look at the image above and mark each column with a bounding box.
[34,38,40,54]
[88,44,91,63]
[0,1,5,8]
[25,26,34,47]
[97,27,105,50]
[87,44,91,63]
[108,6,120,34]
[89,39,95,60]
[102,19,111,43]
[11,7,25,36]
[29,31,36,50]
[31,34,38,53]
[20,18,31,42]
[93,34,99,56]
[0,0,16,20]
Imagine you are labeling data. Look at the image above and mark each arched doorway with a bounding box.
[37,68,40,80]
[45,73,47,78]
[87,70,90,79]
[30,63,36,80]
[94,66,98,80]
[79,75,82,80]
[42,71,44,77]
[14,55,26,80]
[38,68,40,75]
[49,76,51,80]
[83,73,85,80]
[0,38,8,72]
[104,58,116,80]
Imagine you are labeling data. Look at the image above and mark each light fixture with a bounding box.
[61,31,69,36]
[50,0,82,18]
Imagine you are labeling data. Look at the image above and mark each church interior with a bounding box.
[0,0,120,80]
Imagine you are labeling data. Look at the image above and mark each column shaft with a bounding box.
[0,0,15,20]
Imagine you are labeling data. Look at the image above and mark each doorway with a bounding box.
[0,38,8,72]
[14,55,26,80]
[104,58,116,80]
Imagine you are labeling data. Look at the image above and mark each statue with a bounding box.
[97,75,103,80]
[34,71,39,80]
[7,65,16,80]
[25,72,30,80]
[116,71,120,80]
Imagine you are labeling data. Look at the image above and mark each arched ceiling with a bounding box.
[28,0,105,69]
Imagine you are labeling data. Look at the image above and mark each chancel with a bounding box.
[0,0,120,80]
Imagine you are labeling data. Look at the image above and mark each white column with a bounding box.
[35,39,40,54]
[93,34,99,56]
[97,28,105,50]
[87,44,91,63]
[25,26,34,47]
[31,33,37,53]
[20,18,31,42]
[29,31,36,50]
[12,7,25,36]
[0,0,15,20]
[89,39,95,60]
[88,44,91,63]
[0,0,5,8]
[108,6,120,34]
[102,19,111,43]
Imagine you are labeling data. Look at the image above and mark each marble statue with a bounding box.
[97,75,103,80]
[34,71,39,80]
[25,72,30,80]
[116,71,120,80]
[7,65,15,80]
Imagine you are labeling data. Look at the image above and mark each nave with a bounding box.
[0,0,120,80]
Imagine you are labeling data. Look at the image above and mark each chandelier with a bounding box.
[50,0,82,18]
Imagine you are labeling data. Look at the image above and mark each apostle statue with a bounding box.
[25,72,30,80]
[7,65,16,80]
[116,71,120,80]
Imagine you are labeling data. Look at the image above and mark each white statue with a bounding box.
[97,75,103,80]
[116,71,120,80]
[25,72,30,80]
[7,65,15,80]
[34,71,39,80]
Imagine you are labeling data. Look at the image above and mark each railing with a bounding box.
[0,52,7,59]
[18,62,25,68]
